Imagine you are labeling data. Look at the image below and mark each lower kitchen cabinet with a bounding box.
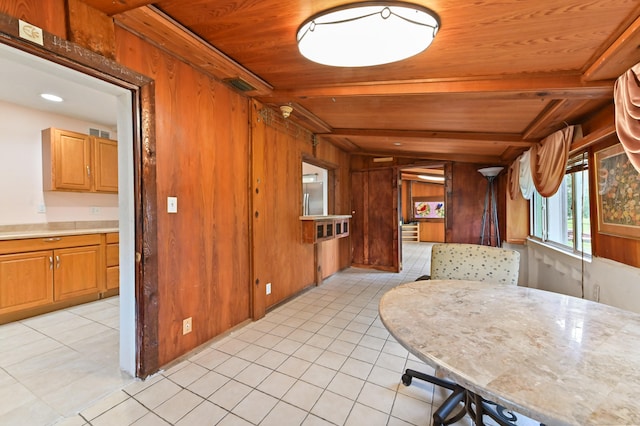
[0,250,54,315]
[53,245,101,301]
[0,233,110,324]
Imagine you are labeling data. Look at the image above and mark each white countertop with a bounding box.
[379,280,640,426]
[0,228,119,241]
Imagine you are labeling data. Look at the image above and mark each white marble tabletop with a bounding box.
[378,280,640,426]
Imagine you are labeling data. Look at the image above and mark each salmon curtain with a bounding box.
[531,126,574,197]
[614,63,640,173]
[507,156,520,200]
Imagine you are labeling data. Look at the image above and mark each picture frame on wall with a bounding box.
[412,196,445,221]
[595,143,640,239]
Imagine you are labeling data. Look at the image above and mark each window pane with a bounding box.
[576,169,591,254]
[531,191,544,239]
[546,178,570,247]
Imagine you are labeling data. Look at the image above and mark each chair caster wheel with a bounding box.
[401,373,412,386]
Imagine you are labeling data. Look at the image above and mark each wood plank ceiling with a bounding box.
[85,0,640,164]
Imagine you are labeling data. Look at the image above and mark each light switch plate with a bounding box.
[167,196,178,213]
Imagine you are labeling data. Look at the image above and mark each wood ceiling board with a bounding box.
[153,0,639,87]
[299,97,549,134]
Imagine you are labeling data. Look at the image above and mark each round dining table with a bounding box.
[378,280,640,426]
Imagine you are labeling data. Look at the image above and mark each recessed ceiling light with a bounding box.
[418,174,445,182]
[40,93,63,102]
[393,142,402,146]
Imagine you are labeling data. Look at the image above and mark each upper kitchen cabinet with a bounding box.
[42,127,118,193]
[93,137,118,192]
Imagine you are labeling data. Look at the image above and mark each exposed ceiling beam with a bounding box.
[115,6,273,96]
[81,0,155,16]
[583,13,640,81]
[265,75,613,100]
[325,129,533,147]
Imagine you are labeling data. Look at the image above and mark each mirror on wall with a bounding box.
[302,161,328,216]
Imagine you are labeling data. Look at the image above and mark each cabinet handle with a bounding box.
[49,256,53,270]
[56,255,60,269]
[43,237,61,242]
[87,165,91,177]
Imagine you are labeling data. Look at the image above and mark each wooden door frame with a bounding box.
[0,13,160,377]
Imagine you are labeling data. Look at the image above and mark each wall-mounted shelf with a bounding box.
[301,215,351,244]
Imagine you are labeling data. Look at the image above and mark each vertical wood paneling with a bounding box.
[116,28,251,367]
[449,163,492,244]
[0,0,66,38]
[250,102,351,312]
[67,0,116,59]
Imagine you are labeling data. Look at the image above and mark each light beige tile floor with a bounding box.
[1,242,537,425]
[0,295,132,426]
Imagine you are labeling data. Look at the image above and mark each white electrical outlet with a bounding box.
[168,196,178,213]
[91,207,101,215]
[183,317,192,335]
[266,282,272,295]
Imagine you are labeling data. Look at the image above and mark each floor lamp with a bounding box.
[478,167,504,247]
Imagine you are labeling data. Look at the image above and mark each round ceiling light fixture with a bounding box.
[297,1,440,67]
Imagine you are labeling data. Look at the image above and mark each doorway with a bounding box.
[0,40,137,379]
[400,165,447,243]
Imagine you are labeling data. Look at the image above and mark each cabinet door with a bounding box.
[93,137,118,193]
[43,128,92,191]
[54,245,100,301]
[0,250,53,315]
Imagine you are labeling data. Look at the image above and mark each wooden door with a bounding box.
[53,245,101,301]
[351,168,400,271]
[0,250,53,315]
[93,137,118,193]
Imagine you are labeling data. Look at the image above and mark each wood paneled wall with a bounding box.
[0,0,66,38]
[448,163,497,244]
[116,28,252,367]
[251,101,351,314]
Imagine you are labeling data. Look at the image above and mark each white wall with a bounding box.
[0,100,118,225]
[526,239,640,314]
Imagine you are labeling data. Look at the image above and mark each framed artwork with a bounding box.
[413,197,445,221]
[595,143,640,239]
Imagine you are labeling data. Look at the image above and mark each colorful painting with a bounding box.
[595,143,640,239]
[414,201,445,219]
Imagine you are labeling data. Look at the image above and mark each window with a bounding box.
[531,153,591,254]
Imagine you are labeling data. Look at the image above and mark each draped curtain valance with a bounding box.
[614,63,640,174]
[508,126,576,199]
[531,126,574,197]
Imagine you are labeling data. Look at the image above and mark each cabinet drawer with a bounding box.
[0,234,102,255]
[0,251,54,315]
[106,266,119,290]
[106,244,119,267]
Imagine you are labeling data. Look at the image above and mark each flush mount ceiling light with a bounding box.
[297,1,440,67]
